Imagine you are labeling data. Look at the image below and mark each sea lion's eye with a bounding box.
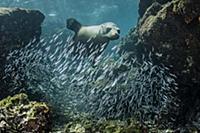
[117,29,120,34]
[106,27,112,33]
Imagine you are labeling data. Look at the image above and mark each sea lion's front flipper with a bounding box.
[66,18,82,32]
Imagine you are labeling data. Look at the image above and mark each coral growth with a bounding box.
[62,112,182,133]
[64,113,144,133]
[0,93,50,132]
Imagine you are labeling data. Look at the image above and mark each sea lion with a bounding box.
[66,18,120,61]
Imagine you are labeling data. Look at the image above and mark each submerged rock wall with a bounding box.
[0,7,45,99]
[138,0,172,18]
[0,7,44,53]
[120,0,200,127]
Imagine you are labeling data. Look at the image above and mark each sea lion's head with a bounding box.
[100,22,120,40]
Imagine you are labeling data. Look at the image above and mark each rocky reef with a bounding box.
[138,0,172,18]
[61,111,175,133]
[0,7,44,53]
[0,93,50,132]
[120,0,200,128]
[0,7,45,99]
[64,115,145,133]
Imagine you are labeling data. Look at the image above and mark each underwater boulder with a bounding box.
[0,7,45,99]
[0,93,50,132]
[0,7,45,53]
[120,0,200,127]
[138,0,172,18]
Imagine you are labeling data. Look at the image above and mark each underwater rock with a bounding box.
[0,7,44,53]
[62,112,182,133]
[120,0,200,127]
[0,7,45,99]
[138,0,172,18]
[0,93,50,132]
[64,113,144,133]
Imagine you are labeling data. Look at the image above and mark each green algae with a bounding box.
[0,93,28,108]
[64,113,144,133]
[0,93,50,133]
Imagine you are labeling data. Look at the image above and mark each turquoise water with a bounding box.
[0,0,139,36]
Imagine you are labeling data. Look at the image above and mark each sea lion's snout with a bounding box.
[115,33,120,39]
[109,27,120,40]
[110,32,120,40]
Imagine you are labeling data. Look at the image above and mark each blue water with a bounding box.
[0,0,139,36]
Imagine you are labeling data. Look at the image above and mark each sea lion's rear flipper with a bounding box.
[66,18,82,33]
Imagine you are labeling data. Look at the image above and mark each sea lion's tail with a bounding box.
[66,18,82,32]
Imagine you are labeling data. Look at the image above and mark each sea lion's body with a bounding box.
[75,25,109,44]
[66,18,120,60]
